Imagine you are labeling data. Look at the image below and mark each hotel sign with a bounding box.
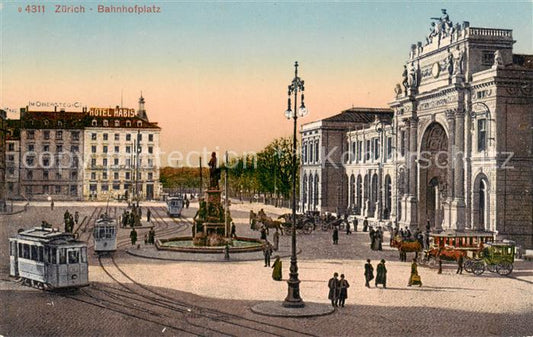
[88,107,136,118]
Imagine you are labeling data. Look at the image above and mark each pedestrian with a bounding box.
[353,217,358,232]
[144,233,148,245]
[74,211,79,225]
[364,259,374,287]
[185,199,190,208]
[148,227,155,244]
[230,222,236,238]
[370,227,378,250]
[130,228,138,246]
[376,259,387,288]
[272,256,282,281]
[338,274,350,307]
[346,220,351,235]
[377,227,383,251]
[438,256,443,274]
[147,208,151,222]
[224,243,230,260]
[408,258,422,287]
[51,200,54,211]
[328,272,340,307]
[273,228,280,251]
[457,254,464,274]
[363,217,369,232]
[260,225,267,240]
[332,226,339,245]
[263,242,273,267]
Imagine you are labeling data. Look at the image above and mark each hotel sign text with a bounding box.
[89,107,136,118]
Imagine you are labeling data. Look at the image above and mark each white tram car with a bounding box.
[9,227,89,290]
[93,216,117,253]
[167,196,184,217]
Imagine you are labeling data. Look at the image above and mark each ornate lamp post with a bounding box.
[283,61,307,308]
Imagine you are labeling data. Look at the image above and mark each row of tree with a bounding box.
[160,137,299,200]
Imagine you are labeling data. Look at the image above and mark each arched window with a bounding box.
[473,174,490,231]
[356,175,363,214]
[57,121,62,127]
[350,174,356,207]
[308,175,314,210]
[103,120,109,127]
[384,175,392,219]
[371,173,378,214]
[126,120,131,127]
[302,174,307,205]
[314,174,319,208]
[479,179,487,230]
[115,120,120,127]
[137,121,142,127]
[91,119,97,126]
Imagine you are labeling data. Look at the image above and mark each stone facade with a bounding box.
[5,119,21,199]
[7,96,162,202]
[0,110,6,209]
[300,108,393,214]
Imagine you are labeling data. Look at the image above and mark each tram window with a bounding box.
[19,243,23,257]
[44,247,50,263]
[99,228,105,239]
[81,248,87,263]
[38,246,44,262]
[10,242,15,256]
[51,248,57,264]
[23,244,30,259]
[68,249,79,264]
[106,227,112,238]
[59,248,67,264]
[31,245,38,261]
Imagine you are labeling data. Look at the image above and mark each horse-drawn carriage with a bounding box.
[392,236,423,261]
[423,231,495,266]
[464,240,515,276]
[249,210,316,235]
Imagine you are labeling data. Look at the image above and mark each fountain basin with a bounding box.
[156,236,264,253]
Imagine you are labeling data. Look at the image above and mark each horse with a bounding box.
[394,236,422,261]
[250,211,284,234]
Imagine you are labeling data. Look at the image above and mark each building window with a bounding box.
[103,120,109,127]
[482,51,495,66]
[28,144,35,152]
[386,137,393,161]
[114,133,120,141]
[137,121,142,127]
[138,134,143,141]
[91,146,97,153]
[115,146,119,153]
[42,157,50,168]
[102,171,108,180]
[71,131,80,141]
[314,140,319,163]
[125,159,131,168]
[7,155,14,162]
[126,134,131,141]
[125,172,131,180]
[56,131,63,140]
[148,134,153,142]
[103,133,108,141]
[26,156,35,166]
[114,158,119,166]
[43,171,49,180]
[126,120,131,127]
[27,171,33,180]
[103,158,108,167]
[148,172,153,180]
[56,171,62,179]
[357,141,362,162]
[309,142,314,163]
[365,140,371,161]
[70,185,78,196]
[400,131,406,157]
[55,185,61,194]
[71,171,78,180]
[8,143,15,151]
[373,138,379,160]
[103,146,108,153]
[92,119,97,127]
[126,146,131,153]
[91,172,96,180]
[91,158,96,167]
[89,184,97,192]
[302,142,307,164]
[27,130,35,139]
[478,119,487,152]
[101,184,109,191]
[58,121,63,127]
[91,133,97,141]
[148,159,153,167]
[114,172,119,180]
[43,130,50,140]
[56,145,63,153]
[148,146,153,154]
[113,183,120,190]
[71,145,79,153]
[43,144,50,152]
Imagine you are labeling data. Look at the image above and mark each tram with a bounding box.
[167,196,184,217]
[9,226,89,290]
[93,215,117,254]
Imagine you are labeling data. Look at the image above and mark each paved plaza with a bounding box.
[1,201,532,336]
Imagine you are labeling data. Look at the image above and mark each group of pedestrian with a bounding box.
[63,210,78,233]
[328,272,350,307]
[369,226,383,251]
[262,241,282,281]
[143,227,156,245]
[364,259,387,288]
[122,207,142,228]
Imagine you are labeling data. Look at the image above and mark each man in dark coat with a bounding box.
[457,254,464,274]
[364,259,374,287]
[332,227,339,245]
[263,242,273,267]
[338,274,350,307]
[353,217,358,232]
[363,217,369,232]
[376,259,387,288]
[369,227,376,250]
[328,272,340,307]
[147,208,151,222]
[130,228,137,246]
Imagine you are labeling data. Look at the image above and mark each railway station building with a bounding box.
[301,13,533,248]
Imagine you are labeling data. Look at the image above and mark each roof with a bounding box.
[322,107,393,124]
[16,227,74,241]
[20,110,160,130]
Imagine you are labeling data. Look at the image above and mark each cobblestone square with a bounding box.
[1,201,532,336]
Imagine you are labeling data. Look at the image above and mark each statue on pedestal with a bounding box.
[208,152,221,189]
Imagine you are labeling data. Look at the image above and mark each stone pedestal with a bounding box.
[450,198,466,230]
[403,196,418,229]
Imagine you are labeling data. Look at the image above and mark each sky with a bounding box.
[1,1,532,166]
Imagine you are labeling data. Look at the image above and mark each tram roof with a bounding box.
[430,230,495,238]
[16,227,74,241]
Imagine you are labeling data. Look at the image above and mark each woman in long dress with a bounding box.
[272,256,282,281]
[408,258,422,287]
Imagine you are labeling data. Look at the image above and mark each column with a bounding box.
[404,116,418,228]
[451,108,466,230]
[442,109,455,230]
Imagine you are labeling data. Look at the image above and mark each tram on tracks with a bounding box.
[9,226,89,290]
[93,214,117,254]
[167,196,184,217]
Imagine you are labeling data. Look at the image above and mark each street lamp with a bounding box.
[283,61,307,308]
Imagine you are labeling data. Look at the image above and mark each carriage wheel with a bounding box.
[303,222,314,234]
[428,257,437,267]
[463,259,474,273]
[487,263,497,273]
[496,262,513,276]
[472,261,485,276]
[321,223,329,231]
